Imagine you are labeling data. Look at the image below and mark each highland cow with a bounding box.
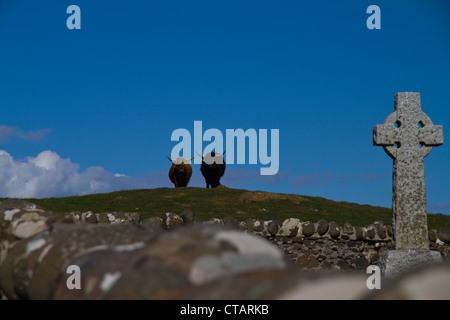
[198,151,226,188]
[167,156,193,188]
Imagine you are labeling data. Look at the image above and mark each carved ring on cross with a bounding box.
[375,111,436,160]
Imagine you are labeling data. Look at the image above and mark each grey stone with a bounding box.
[27,223,159,299]
[179,210,194,224]
[336,260,351,270]
[163,212,183,230]
[0,201,51,246]
[53,244,145,299]
[373,92,443,250]
[367,264,450,300]
[374,222,387,239]
[437,230,450,243]
[193,216,203,224]
[316,219,329,236]
[373,220,384,226]
[322,247,334,256]
[69,211,82,221]
[366,225,376,239]
[174,268,295,300]
[46,212,77,225]
[82,211,98,223]
[238,221,247,232]
[222,216,239,230]
[267,220,282,236]
[0,199,46,212]
[245,218,254,233]
[304,239,316,249]
[206,217,223,225]
[96,213,111,224]
[379,250,443,279]
[101,224,287,297]
[347,240,358,248]
[386,225,393,237]
[301,221,315,237]
[100,212,140,223]
[11,212,48,239]
[141,216,163,227]
[355,226,366,240]
[296,254,319,269]
[279,218,300,237]
[105,262,190,300]
[428,229,438,242]
[253,219,265,233]
[369,252,379,263]
[353,256,369,270]
[342,222,354,235]
[328,222,340,239]
[0,231,51,299]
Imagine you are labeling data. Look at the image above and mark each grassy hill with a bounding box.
[6,187,449,230]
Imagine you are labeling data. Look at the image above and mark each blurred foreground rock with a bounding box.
[1,200,449,300]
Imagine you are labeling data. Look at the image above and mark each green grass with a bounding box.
[4,187,450,230]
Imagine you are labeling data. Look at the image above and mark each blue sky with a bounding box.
[1,0,449,214]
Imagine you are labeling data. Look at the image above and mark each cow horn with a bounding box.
[167,156,173,162]
[189,156,195,161]
[195,151,204,158]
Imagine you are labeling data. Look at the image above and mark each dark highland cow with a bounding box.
[167,156,193,188]
[198,151,226,188]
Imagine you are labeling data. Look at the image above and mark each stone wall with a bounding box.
[154,213,450,270]
[242,217,450,270]
[1,199,449,300]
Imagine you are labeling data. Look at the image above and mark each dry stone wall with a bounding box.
[235,218,447,270]
[154,213,449,270]
[1,199,449,300]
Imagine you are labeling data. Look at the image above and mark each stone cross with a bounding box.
[373,92,443,250]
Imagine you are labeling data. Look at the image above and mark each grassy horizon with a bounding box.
[2,187,449,230]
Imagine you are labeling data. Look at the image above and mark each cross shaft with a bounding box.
[373,92,443,250]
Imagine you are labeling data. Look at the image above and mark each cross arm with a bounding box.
[373,124,398,146]
[419,125,444,146]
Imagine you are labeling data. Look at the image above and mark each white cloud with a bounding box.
[0,149,388,199]
[0,150,171,198]
[0,125,51,143]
